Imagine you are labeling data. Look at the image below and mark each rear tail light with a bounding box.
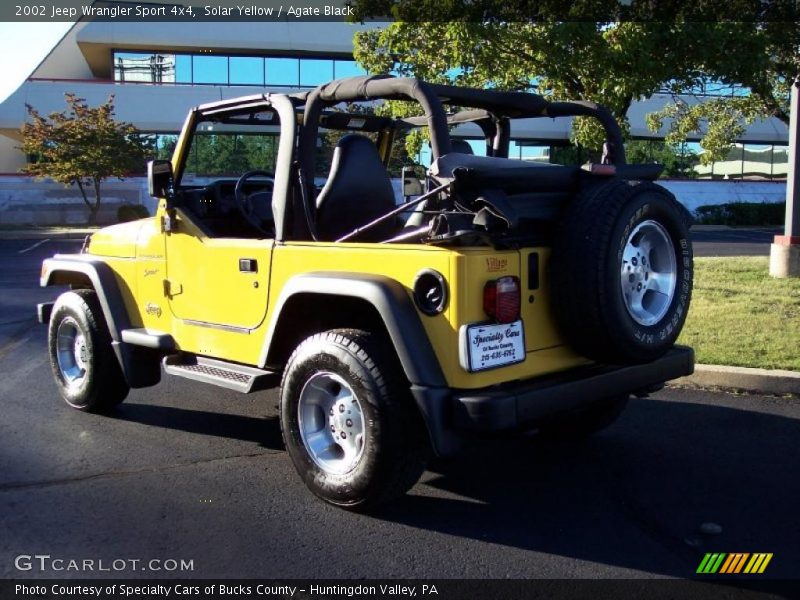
[483,276,521,324]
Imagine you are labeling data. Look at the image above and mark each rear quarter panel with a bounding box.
[269,243,587,389]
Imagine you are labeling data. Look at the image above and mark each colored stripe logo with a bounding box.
[697,553,773,574]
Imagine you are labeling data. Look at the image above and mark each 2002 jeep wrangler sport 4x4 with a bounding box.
[38,76,694,511]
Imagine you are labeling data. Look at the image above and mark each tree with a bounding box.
[625,140,699,178]
[647,22,798,164]
[184,133,279,176]
[349,9,796,159]
[20,94,152,224]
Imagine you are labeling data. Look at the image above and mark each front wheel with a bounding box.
[47,290,129,413]
[279,329,428,511]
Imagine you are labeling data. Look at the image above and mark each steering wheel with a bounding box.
[234,170,275,235]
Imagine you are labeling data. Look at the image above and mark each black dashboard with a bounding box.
[177,178,274,238]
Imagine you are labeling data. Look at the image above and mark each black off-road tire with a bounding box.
[551,180,693,364]
[280,329,429,511]
[47,290,129,412]
[536,394,629,441]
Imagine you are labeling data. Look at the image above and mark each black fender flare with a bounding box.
[259,273,460,455]
[41,255,132,340]
[259,272,446,388]
[40,255,159,388]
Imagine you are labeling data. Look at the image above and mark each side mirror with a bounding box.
[402,166,423,198]
[147,159,174,199]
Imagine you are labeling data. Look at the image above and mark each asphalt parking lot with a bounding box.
[1,238,798,580]
[691,227,781,257]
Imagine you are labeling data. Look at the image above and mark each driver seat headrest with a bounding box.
[315,134,397,242]
[450,139,475,155]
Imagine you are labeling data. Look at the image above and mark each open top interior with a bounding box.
[167,76,658,245]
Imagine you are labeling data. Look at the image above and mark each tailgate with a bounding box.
[453,248,566,353]
[517,248,565,352]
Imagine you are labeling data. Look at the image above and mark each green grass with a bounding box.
[678,257,800,371]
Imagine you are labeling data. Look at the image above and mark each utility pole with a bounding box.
[770,74,800,277]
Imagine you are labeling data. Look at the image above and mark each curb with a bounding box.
[690,225,782,232]
[690,225,734,231]
[671,364,800,396]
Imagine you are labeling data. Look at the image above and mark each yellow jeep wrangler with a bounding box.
[38,76,694,510]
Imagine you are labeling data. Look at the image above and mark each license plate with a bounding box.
[459,320,526,372]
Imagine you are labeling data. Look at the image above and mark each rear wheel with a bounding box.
[48,290,129,412]
[280,329,428,511]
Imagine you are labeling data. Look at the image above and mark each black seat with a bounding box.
[450,139,474,154]
[315,134,397,242]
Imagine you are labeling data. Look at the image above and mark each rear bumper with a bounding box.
[412,346,694,456]
[454,345,694,431]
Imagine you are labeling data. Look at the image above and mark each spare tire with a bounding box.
[550,179,693,364]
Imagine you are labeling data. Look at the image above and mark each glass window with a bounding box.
[155,134,178,160]
[518,143,549,162]
[333,60,367,79]
[112,51,380,88]
[185,127,280,177]
[699,144,745,179]
[266,58,299,86]
[175,54,191,83]
[114,52,176,83]
[192,55,228,85]
[772,145,788,179]
[300,59,334,86]
[229,56,264,85]
[743,144,773,179]
[135,133,179,169]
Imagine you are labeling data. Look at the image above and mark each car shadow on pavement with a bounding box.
[110,404,286,451]
[376,395,800,578]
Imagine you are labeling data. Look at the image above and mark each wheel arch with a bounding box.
[259,273,446,389]
[41,257,131,340]
[41,256,160,388]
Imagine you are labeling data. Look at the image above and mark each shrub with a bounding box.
[694,202,785,226]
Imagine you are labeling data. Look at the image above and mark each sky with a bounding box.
[0,22,74,103]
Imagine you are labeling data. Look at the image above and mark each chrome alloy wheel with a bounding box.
[298,372,366,475]
[620,219,677,326]
[55,317,88,387]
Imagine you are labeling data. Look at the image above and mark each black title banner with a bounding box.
[3,579,798,600]
[3,0,800,22]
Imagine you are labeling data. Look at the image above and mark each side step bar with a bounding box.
[163,355,280,393]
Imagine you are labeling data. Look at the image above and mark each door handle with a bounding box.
[239,258,258,273]
[163,279,183,297]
